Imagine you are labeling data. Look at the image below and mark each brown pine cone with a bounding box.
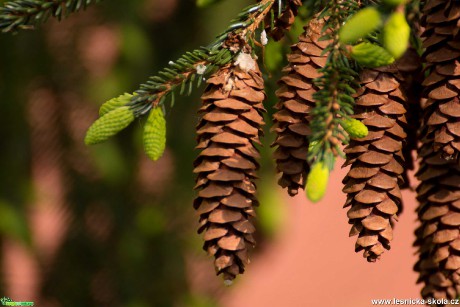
[342,64,411,262]
[272,18,329,196]
[396,49,423,190]
[264,0,303,41]
[414,0,460,298]
[414,142,460,300]
[193,60,265,283]
[420,0,460,163]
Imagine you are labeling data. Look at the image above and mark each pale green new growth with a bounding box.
[351,42,395,68]
[340,118,368,139]
[99,93,134,116]
[85,106,135,145]
[382,12,410,59]
[143,107,166,161]
[306,161,330,203]
[339,7,382,45]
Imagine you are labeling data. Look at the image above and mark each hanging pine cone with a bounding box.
[264,0,303,41]
[396,49,423,190]
[342,61,413,261]
[420,0,460,163]
[414,142,460,300]
[272,18,329,196]
[413,0,460,299]
[193,59,265,283]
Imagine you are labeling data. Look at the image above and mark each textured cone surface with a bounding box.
[342,58,417,261]
[414,136,460,301]
[398,48,423,189]
[420,0,460,163]
[85,106,135,145]
[414,0,460,301]
[264,0,303,41]
[194,63,265,281]
[99,92,133,116]
[143,107,166,161]
[272,18,330,196]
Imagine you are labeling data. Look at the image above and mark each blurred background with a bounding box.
[0,0,422,306]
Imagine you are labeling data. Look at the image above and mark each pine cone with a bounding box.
[342,64,411,262]
[396,49,423,189]
[414,143,460,300]
[264,0,303,41]
[413,0,460,298]
[193,61,266,282]
[272,18,329,196]
[420,0,460,163]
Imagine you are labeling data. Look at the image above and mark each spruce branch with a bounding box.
[128,0,277,117]
[308,0,360,170]
[0,0,101,33]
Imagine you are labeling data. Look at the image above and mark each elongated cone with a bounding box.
[342,56,417,261]
[419,0,460,163]
[413,0,460,301]
[414,134,460,300]
[193,61,265,282]
[398,48,423,189]
[272,18,330,196]
[264,0,303,41]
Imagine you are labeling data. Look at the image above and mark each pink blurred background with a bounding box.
[221,164,420,307]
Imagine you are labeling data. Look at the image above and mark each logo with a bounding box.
[0,297,34,306]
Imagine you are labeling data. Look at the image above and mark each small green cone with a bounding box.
[306,161,329,203]
[340,118,369,139]
[339,7,382,45]
[143,107,166,161]
[382,12,410,59]
[351,42,395,68]
[85,106,135,145]
[99,92,134,116]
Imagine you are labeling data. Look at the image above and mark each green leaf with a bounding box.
[85,106,135,145]
[143,107,166,161]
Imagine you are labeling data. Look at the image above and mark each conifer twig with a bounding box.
[129,0,277,116]
[0,0,101,33]
[308,0,359,169]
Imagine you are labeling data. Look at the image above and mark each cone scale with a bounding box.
[193,62,266,282]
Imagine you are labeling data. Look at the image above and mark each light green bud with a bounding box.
[143,107,166,161]
[306,161,329,203]
[339,7,382,45]
[85,106,135,145]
